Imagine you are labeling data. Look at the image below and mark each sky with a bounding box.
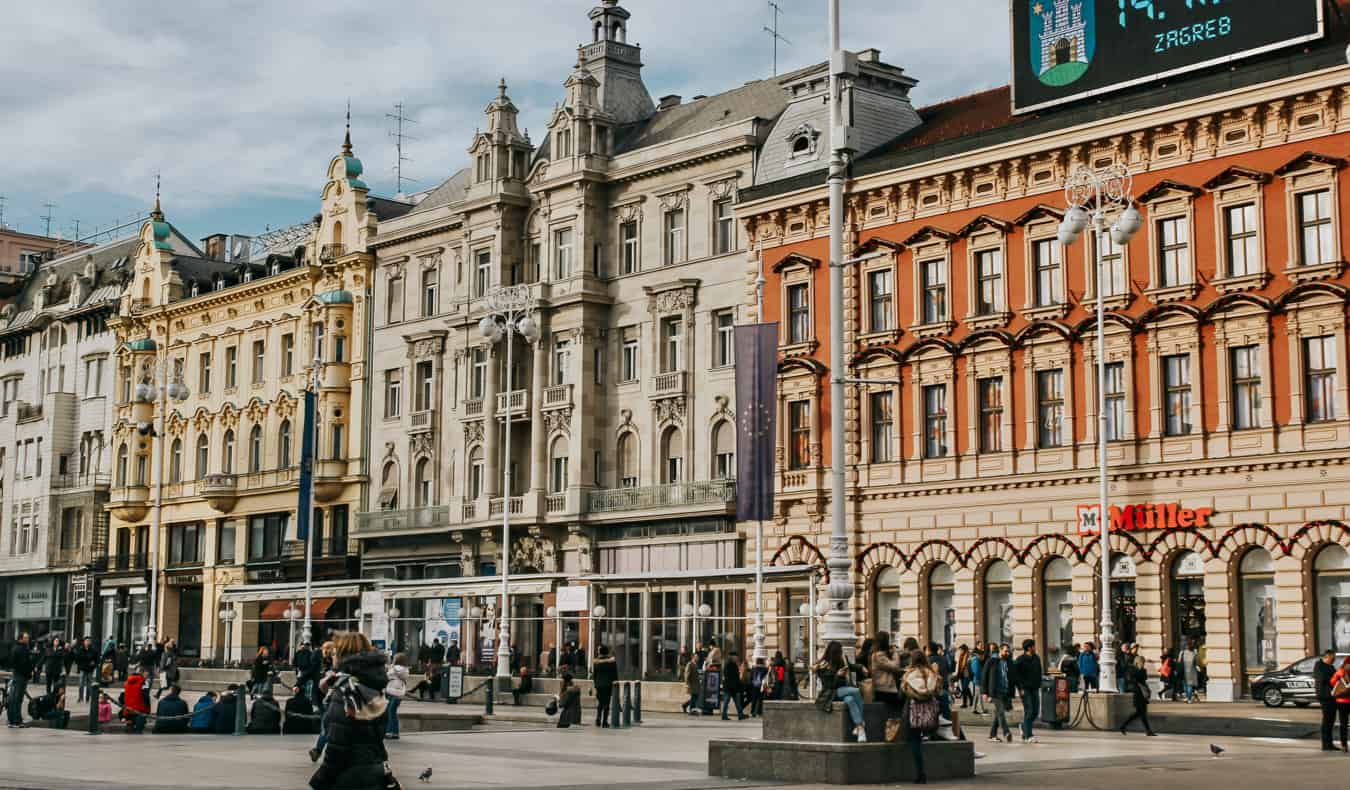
[0,0,1009,244]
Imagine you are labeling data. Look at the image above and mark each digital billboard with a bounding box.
[1011,0,1326,114]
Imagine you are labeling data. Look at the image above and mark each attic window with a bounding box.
[1224,128,1247,143]
[243,269,253,283]
[270,261,281,276]
[1296,112,1320,128]
[792,137,811,154]
[785,124,821,165]
[1156,142,1179,158]
[190,282,200,297]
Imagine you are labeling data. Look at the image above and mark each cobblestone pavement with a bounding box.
[0,716,1338,790]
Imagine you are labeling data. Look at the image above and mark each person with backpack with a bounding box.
[902,649,942,785]
[681,655,701,715]
[1330,655,1350,752]
[189,691,217,734]
[815,641,866,742]
[1158,649,1176,701]
[152,685,190,734]
[29,687,69,729]
[1058,644,1080,693]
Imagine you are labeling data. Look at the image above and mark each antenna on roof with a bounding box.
[764,1,792,77]
[40,202,57,238]
[386,101,419,199]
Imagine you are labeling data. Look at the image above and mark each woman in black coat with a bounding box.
[1119,656,1156,736]
[251,646,273,695]
[310,633,398,790]
[555,672,582,728]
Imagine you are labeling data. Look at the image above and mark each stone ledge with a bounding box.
[709,738,975,784]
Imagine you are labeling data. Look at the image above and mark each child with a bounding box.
[98,694,113,726]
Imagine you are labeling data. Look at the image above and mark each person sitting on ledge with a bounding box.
[190,691,217,734]
[152,685,190,734]
[212,685,241,735]
[284,686,320,735]
[247,688,282,735]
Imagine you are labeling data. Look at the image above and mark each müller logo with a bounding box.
[1077,502,1214,535]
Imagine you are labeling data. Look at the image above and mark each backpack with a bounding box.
[906,697,939,733]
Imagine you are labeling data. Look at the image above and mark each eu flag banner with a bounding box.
[296,389,317,541]
[735,323,778,522]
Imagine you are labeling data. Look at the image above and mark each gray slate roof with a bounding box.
[405,168,471,216]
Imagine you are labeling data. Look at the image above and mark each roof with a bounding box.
[0,234,140,333]
[402,168,471,216]
[365,195,414,221]
[741,11,1350,204]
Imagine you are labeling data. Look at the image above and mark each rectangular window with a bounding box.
[475,250,491,296]
[251,340,265,384]
[788,400,811,470]
[1231,345,1261,430]
[1037,369,1065,448]
[384,369,402,419]
[869,391,894,463]
[554,228,574,280]
[714,310,735,367]
[621,220,639,274]
[787,283,810,344]
[714,198,735,255]
[386,275,403,323]
[421,268,438,317]
[975,249,1004,314]
[311,322,324,363]
[664,208,686,265]
[1099,234,1126,296]
[1157,216,1191,287]
[469,457,485,499]
[661,317,683,373]
[1298,189,1335,266]
[553,340,571,386]
[328,506,348,558]
[978,377,1003,453]
[868,269,893,332]
[280,333,294,377]
[1305,335,1337,423]
[333,335,346,363]
[1104,361,1125,441]
[1033,239,1063,306]
[415,361,434,412]
[923,385,948,458]
[1164,353,1192,436]
[1224,203,1260,277]
[328,423,344,460]
[593,347,604,386]
[921,259,946,324]
[168,523,204,566]
[470,349,487,400]
[246,513,286,562]
[550,456,568,494]
[621,334,639,382]
[217,523,236,565]
[225,346,237,388]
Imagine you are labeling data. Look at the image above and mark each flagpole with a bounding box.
[302,357,320,647]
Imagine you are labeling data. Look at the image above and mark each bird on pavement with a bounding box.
[1209,744,1224,757]
[418,767,433,783]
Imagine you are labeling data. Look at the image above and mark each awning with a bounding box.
[219,580,370,604]
[259,598,336,621]
[379,574,564,600]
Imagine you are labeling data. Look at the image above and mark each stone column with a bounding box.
[1202,558,1236,702]
[952,568,977,647]
[1273,553,1307,668]
[1133,560,1163,662]
[483,344,500,498]
[529,319,549,497]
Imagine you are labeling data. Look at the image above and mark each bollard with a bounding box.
[484,682,494,716]
[609,681,621,728]
[443,666,452,706]
[622,682,632,728]
[87,683,100,735]
[234,690,246,736]
[633,681,641,724]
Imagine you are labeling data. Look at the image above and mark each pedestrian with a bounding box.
[121,664,151,733]
[721,651,747,720]
[681,652,701,714]
[383,651,409,740]
[294,641,322,707]
[1059,643,1080,694]
[190,691,217,734]
[284,686,320,735]
[869,631,904,724]
[152,685,190,734]
[1316,648,1340,751]
[968,645,986,714]
[6,632,34,728]
[1119,655,1157,736]
[1078,642,1099,692]
[704,639,722,673]
[1012,639,1043,743]
[902,649,943,785]
[157,639,180,699]
[815,640,867,742]
[113,643,129,682]
[446,639,461,667]
[982,643,1014,743]
[554,671,582,729]
[246,688,282,735]
[512,664,534,706]
[426,638,445,695]
[43,637,66,695]
[310,631,400,790]
[749,657,768,717]
[251,645,273,696]
[1330,655,1350,752]
[1179,640,1199,703]
[955,644,973,709]
[592,644,618,727]
[74,636,98,704]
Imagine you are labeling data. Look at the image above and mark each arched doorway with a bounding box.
[1054,38,1072,66]
[982,560,1012,647]
[927,563,955,650]
[1041,557,1073,664]
[1109,553,1137,648]
[873,566,900,640]
[1238,548,1278,681]
[1170,551,1207,652]
[1313,544,1350,653]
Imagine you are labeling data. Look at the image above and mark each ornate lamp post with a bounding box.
[1058,164,1142,694]
[218,607,237,665]
[133,355,189,649]
[477,284,541,683]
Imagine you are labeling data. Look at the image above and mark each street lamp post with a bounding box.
[301,357,322,648]
[478,284,541,683]
[218,607,237,665]
[134,355,190,650]
[1058,164,1142,694]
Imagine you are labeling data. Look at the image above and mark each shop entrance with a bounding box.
[1109,554,1137,646]
[1170,551,1206,651]
[178,588,203,657]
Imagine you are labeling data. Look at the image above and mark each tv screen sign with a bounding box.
[1011,0,1326,114]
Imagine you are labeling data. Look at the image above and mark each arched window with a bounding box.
[169,438,183,484]
[617,433,637,488]
[711,421,735,480]
[116,444,129,486]
[331,219,343,245]
[379,461,399,511]
[549,437,569,494]
[249,425,263,472]
[195,433,209,477]
[1315,544,1350,653]
[982,560,1013,647]
[222,429,235,474]
[1109,553,1138,646]
[873,566,900,639]
[278,420,292,468]
[1239,548,1277,673]
[415,458,432,507]
[661,426,683,484]
[1171,550,1207,651]
[929,562,956,650]
[467,447,484,500]
[1041,557,1073,663]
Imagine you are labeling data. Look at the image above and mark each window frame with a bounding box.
[977,376,1003,453]
[922,384,948,459]
[1163,353,1193,436]
[713,310,735,368]
[663,207,686,265]
[868,390,895,464]
[1036,368,1065,448]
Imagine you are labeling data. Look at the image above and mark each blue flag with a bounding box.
[296,389,317,541]
[735,323,778,522]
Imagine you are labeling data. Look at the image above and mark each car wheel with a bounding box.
[1262,687,1284,707]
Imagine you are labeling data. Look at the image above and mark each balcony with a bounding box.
[542,384,573,410]
[319,243,346,263]
[201,473,238,513]
[587,479,737,514]
[489,496,524,517]
[129,298,152,314]
[410,409,435,435]
[51,472,112,492]
[652,370,687,399]
[462,501,480,521]
[496,389,529,420]
[112,553,149,572]
[545,494,566,514]
[321,362,351,389]
[354,505,450,538]
[464,398,484,418]
[108,484,150,522]
[314,459,348,502]
[14,401,42,423]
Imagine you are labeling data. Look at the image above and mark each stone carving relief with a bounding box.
[410,432,435,458]
[652,289,693,315]
[617,202,642,223]
[510,534,557,574]
[654,396,686,426]
[412,336,444,359]
[544,407,573,435]
[657,189,689,212]
[464,421,485,445]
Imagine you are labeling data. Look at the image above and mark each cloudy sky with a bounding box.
[1,0,1008,243]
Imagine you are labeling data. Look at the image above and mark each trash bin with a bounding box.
[1039,676,1070,729]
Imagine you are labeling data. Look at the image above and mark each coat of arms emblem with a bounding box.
[1030,0,1095,87]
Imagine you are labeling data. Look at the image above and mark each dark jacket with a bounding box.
[43,647,65,678]
[1011,654,1043,693]
[284,694,320,735]
[73,644,98,673]
[427,642,445,664]
[311,652,392,790]
[294,647,322,683]
[1124,662,1150,701]
[8,642,35,680]
[555,685,582,728]
[1315,658,1336,703]
[152,694,190,734]
[190,695,216,731]
[722,659,743,693]
[251,655,273,684]
[591,655,618,690]
[212,693,240,734]
[981,655,1013,701]
[247,695,282,734]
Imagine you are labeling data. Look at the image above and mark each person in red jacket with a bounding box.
[122,665,150,733]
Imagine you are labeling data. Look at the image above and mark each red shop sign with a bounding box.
[1076,503,1214,535]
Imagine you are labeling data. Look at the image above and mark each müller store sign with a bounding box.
[1076,502,1214,535]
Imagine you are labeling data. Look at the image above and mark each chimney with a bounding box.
[658,95,682,110]
[857,48,882,63]
[202,233,229,261]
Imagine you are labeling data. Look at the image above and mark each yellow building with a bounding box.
[103,131,399,659]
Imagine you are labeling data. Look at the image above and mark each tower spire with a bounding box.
[342,99,353,156]
[151,173,163,220]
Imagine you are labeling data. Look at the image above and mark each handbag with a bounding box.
[859,678,875,704]
[906,697,939,733]
[1334,675,1350,698]
[545,698,559,716]
[884,717,903,742]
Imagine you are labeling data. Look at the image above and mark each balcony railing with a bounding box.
[652,370,687,398]
[542,384,573,409]
[588,479,737,514]
[489,496,524,517]
[462,501,480,521]
[464,398,484,417]
[51,472,112,491]
[355,505,451,537]
[545,494,566,513]
[129,298,152,314]
[496,389,529,418]
[410,409,435,433]
[319,243,346,262]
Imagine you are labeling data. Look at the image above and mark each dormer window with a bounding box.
[243,269,253,283]
[785,124,821,166]
[270,260,281,276]
[190,282,200,297]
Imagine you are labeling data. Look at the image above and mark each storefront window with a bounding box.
[697,589,744,659]
[599,592,642,678]
[1171,551,1207,650]
[1042,557,1073,666]
[1314,544,1350,654]
[1110,553,1137,646]
[873,566,899,640]
[983,561,1012,647]
[648,590,683,679]
[1239,548,1278,672]
[929,563,956,650]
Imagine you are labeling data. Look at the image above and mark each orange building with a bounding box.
[738,7,1350,701]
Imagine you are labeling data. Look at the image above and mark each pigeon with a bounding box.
[418,767,433,783]
[1209,744,1224,757]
